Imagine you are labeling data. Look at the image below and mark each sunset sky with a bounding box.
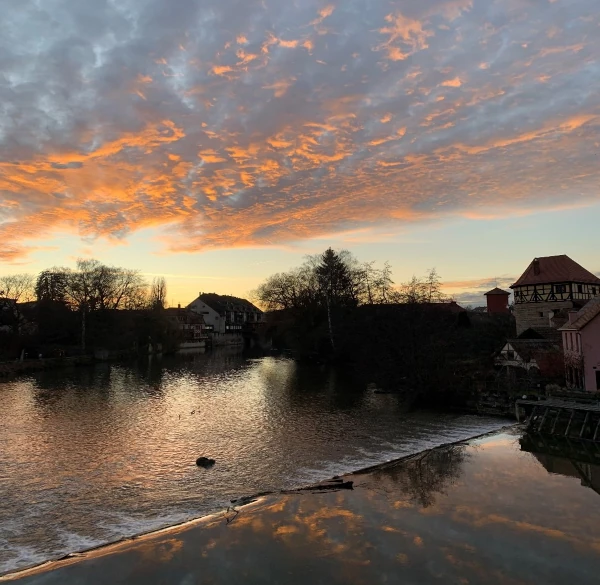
[1,0,599,307]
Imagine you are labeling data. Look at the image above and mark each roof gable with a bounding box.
[559,297,600,331]
[511,255,600,288]
[195,293,262,314]
[503,339,558,362]
[484,287,511,296]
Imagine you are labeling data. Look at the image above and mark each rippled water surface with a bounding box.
[0,349,508,573]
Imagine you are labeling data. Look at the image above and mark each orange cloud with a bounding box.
[378,12,433,61]
[1,0,599,262]
[441,77,462,87]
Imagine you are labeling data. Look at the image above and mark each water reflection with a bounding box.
[13,434,600,585]
[520,433,600,496]
[0,350,506,575]
[363,445,468,508]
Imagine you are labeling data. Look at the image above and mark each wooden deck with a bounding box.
[517,398,600,441]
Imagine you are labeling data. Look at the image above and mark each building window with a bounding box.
[593,287,597,295]
[506,350,514,360]
[539,311,544,318]
[578,285,583,294]
[555,284,566,294]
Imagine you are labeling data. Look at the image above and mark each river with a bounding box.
[0,349,509,575]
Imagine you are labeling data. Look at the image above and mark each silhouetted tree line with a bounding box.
[0,259,172,359]
[255,248,514,406]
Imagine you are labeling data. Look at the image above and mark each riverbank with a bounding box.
[5,425,600,584]
[0,355,94,377]
[0,347,192,379]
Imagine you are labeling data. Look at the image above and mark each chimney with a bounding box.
[568,310,578,324]
[178,303,181,309]
[533,258,540,275]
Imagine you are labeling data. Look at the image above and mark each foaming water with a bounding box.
[0,350,508,574]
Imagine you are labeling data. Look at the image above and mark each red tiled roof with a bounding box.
[511,255,600,288]
[484,287,511,296]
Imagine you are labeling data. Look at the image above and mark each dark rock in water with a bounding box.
[196,457,215,468]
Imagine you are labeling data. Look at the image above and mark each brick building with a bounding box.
[484,287,511,315]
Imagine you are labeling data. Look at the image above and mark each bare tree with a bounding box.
[254,250,399,311]
[149,277,168,310]
[361,261,377,305]
[0,273,35,333]
[0,274,36,303]
[110,268,146,310]
[362,261,398,304]
[424,268,444,303]
[398,269,446,304]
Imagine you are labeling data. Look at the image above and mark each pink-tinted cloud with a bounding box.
[1,0,599,261]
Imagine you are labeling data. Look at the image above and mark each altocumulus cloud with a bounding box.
[1,0,599,259]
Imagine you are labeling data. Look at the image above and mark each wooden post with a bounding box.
[593,416,600,442]
[538,407,550,433]
[580,412,591,439]
[551,409,562,435]
[564,410,575,437]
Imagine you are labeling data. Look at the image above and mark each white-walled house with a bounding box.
[559,297,600,392]
[187,293,264,346]
[187,297,221,333]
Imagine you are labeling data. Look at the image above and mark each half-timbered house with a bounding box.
[494,338,563,380]
[510,255,600,336]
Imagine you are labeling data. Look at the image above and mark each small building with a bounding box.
[511,255,600,336]
[484,287,511,315]
[558,297,600,392]
[164,306,207,351]
[495,338,563,381]
[187,293,264,346]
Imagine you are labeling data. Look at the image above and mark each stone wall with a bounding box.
[514,301,575,335]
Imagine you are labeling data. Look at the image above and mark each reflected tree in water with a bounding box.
[372,445,468,508]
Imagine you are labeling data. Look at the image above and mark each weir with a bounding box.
[517,398,600,444]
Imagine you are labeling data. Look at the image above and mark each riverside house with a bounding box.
[510,255,600,337]
[559,298,600,392]
[188,293,264,346]
[164,306,207,351]
[494,337,563,383]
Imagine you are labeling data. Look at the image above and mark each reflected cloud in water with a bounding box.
[0,352,505,574]
[14,432,600,585]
